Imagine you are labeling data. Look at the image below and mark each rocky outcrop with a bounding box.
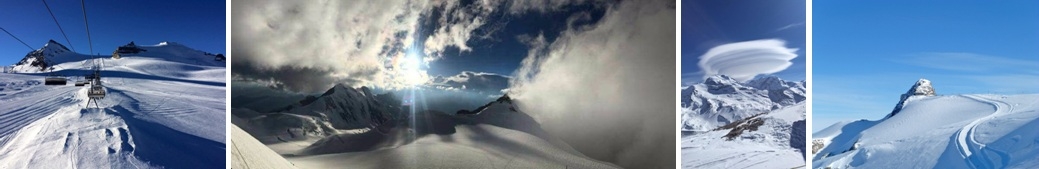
[790,120,806,159]
[812,139,824,154]
[887,79,936,118]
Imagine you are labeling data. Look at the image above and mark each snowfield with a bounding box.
[0,41,226,168]
[814,83,1039,168]
[232,124,297,169]
[232,92,621,169]
[682,102,806,169]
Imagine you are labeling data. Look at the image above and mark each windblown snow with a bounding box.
[681,75,807,169]
[814,79,1039,169]
[0,41,226,168]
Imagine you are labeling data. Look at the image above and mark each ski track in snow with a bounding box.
[956,94,1015,169]
[0,86,144,168]
[0,84,79,146]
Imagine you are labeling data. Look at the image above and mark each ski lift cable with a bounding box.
[42,0,77,53]
[80,0,94,56]
[0,27,35,50]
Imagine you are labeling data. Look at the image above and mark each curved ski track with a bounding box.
[955,95,1015,169]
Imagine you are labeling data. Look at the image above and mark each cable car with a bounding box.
[44,76,67,85]
[88,85,105,99]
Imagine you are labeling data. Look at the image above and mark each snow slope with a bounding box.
[232,93,621,168]
[682,102,807,169]
[231,124,298,169]
[0,41,225,168]
[814,80,1039,168]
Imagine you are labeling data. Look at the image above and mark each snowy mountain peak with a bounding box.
[704,75,740,86]
[746,75,796,90]
[888,78,938,118]
[906,78,936,96]
[281,85,402,130]
[325,83,348,93]
[321,84,373,97]
[155,41,175,46]
[11,40,75,72]
[42,39,71,53]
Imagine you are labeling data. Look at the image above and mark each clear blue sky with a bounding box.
[813,1,1039,132]
[0,0,225,65]
[681,0,806,85]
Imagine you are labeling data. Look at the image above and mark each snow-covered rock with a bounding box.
[904,78,936,97]
[888,78,937,118]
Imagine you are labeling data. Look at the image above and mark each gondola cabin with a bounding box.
[45,77,67,85]
[88,85,105,99]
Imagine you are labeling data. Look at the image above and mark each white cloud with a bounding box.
[964,74,1039,94]
[893,53,1039,94]
[775,22,805,32]
[895,52,1039,73]
[232,0,432,92]
[507,0,675,168]
[422,0,503,61]
[698,39,799,82]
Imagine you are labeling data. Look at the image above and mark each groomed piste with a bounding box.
[0,41,226,168]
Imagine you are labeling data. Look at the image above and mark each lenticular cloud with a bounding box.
[698,39,799,82]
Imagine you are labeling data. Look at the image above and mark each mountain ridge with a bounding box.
[681,74,805,131]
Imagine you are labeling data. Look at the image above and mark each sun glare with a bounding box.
[400,51,427,87]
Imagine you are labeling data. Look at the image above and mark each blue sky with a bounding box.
[681,0,806,85]
[420,4,604,77]
[0,0,225,65]
[813,1,1039,131]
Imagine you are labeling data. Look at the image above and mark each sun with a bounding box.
[399,51,427,87]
